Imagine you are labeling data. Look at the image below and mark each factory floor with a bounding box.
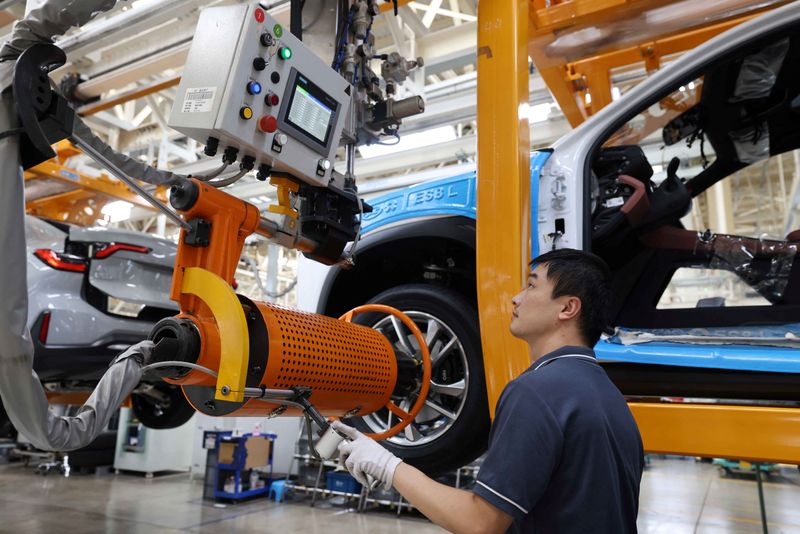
[0,458,799,533]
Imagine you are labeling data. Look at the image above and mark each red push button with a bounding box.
[265,93,279,107]
[258,115,278,133]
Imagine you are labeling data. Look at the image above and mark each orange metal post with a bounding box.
[476,0,532,416]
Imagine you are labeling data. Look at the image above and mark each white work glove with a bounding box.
[333,420,402,490]
[109,340,155,368]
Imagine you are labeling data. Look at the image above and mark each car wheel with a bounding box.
[131,382,195,429]
[346,283,490,475]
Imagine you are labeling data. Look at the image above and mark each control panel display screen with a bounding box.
[284,72,337,149]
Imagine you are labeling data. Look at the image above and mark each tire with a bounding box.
[131,382,195,429]
[345,283,490,475]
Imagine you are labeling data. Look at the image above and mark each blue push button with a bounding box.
[247,81,262,95]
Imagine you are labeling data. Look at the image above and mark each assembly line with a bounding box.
[0,1,799,532]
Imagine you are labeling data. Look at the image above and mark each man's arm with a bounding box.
[333,421,512,533]
[392,462,513,534]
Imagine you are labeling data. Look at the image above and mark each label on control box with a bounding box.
[182,87,217,113]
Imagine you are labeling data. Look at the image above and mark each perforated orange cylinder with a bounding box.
[180,299,398,419]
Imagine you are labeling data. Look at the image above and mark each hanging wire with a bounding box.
[373,131,401,145]
[208,168,249,188]
[140,361,218,377]
[243,254,298,299]
[192,162,230,182]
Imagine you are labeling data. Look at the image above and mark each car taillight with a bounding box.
[33,249,87,273]
[38,311,51,344]
[94,243,151,259]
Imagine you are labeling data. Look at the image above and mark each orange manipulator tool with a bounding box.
[149,178,430,436]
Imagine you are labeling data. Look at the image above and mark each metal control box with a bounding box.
[169,4,351,187]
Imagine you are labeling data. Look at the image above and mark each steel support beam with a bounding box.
[77,75,181,117]
[476,0,531,416]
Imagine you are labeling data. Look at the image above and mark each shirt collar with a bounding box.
[525,345,596,375]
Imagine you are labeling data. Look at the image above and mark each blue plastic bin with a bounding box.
[326,471,362,493]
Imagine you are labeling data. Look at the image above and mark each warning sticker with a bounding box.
[182,87,216,113]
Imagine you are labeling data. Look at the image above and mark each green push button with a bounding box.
[273,24,283,38]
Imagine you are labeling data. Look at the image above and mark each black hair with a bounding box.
[531,248,612,346]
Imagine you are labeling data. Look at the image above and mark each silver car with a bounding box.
[5,216,193,432]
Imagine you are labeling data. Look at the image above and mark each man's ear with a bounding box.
[559,296,582,321]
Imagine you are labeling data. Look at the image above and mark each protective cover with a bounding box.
[730,38,790,103]
[725,38,791,164]
[0,0,116,78]
[729,122,770,164]
[0,0,153,451]
[708,235,797,303]
[72,118,180,186]
[610,325,800,349]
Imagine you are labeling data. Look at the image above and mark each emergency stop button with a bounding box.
[258,115,278,133]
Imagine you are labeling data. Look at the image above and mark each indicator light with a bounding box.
[278,47,292,60]
[240,106,253,120]
[265,93,279,106]
[247,81,262,95]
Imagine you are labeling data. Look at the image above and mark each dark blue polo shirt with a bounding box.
[473,346,643,533]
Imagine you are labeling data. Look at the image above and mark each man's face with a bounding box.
[510,263,562,341]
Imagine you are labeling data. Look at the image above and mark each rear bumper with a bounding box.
[29,311,150,381]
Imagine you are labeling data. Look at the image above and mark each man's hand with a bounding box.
[109,340,155,368]
[333,420,402,490]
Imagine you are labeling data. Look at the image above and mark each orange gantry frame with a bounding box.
[528,0,794,126]
[476,0,800,463]
[24,141,168,226]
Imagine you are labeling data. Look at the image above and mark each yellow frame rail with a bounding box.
[631,403,800,464]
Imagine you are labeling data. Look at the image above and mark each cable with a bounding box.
[139,361,218,378]
[304,412,324,459]
[208,168,248,188]
[244,254,298,299]
[0,127,24,140]
[332,3,354,71]
[253,394,323,458]
[193,162,229,182]
[373,131,401,146]
[336,195,364,268]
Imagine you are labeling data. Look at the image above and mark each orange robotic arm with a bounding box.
[147,178,430,445]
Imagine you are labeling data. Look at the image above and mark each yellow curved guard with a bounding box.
[181,267,249,402]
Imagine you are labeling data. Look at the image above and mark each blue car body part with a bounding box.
[359,151,798,375]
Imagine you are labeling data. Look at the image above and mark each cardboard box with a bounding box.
[244,436,271,469]
[218,442,236,465]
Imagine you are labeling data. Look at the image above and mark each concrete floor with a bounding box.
[0,458,799,533]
